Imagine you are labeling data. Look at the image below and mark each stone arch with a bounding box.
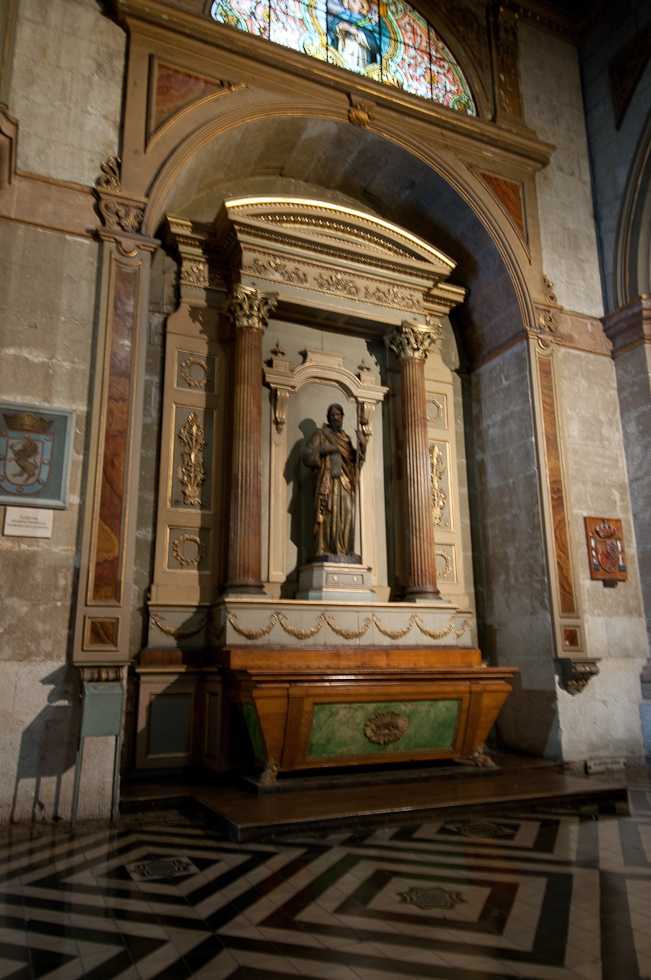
[142,110,535,366]
[614,106,651,307]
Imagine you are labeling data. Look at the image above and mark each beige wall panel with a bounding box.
[519,22,603,317]
[9,0,125,184]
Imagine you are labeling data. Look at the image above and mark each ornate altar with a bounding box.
[135,198,516,775]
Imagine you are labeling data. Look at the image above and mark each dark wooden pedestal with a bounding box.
[218,646,517,771]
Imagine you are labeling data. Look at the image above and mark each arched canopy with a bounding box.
[146,114,531,366]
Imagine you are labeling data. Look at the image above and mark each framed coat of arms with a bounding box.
[584,516,628,583]
[0,402,75,509]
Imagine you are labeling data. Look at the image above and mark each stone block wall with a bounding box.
[0,0,126,822]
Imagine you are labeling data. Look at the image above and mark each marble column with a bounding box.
[386,321,441,600]
[226,284,277,595]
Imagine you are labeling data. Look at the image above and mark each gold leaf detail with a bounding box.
[435,550,452,579]
[180,356,210,388]
[151,612,208,639]
[171,533,205,567]
[429,445,448,526]
[177,412,206,506]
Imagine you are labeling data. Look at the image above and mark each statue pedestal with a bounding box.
[296,561,377,602]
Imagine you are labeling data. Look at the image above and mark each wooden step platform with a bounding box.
[121,756,629,841]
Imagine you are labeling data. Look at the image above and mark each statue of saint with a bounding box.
[303,403,368,561]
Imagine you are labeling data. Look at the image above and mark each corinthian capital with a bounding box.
[228,284,278,331]
[384,320,441,362]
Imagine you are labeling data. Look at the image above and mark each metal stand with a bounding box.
[71,680,125,830]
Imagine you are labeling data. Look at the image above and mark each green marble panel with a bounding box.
[242,704,267,760]
[306,699,461,760]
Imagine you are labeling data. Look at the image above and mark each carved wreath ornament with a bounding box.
[364,710,409,745]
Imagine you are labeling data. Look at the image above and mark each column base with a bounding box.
[404,585,441,602]
[223,582,268,598]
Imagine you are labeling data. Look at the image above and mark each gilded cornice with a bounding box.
[217,197,466,322]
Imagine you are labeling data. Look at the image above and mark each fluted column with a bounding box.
[226,284,277,595]
[385,321,441,600]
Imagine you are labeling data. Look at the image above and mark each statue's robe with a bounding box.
[303,424,364,558]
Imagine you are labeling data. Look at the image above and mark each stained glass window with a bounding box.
[210,0,475,114]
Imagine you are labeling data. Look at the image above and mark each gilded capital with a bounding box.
[384,320,441,362]
[228,284,278,331]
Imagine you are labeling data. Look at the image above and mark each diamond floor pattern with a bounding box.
[2,770,651,980]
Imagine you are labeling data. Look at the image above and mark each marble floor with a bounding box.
[1,769,651,980]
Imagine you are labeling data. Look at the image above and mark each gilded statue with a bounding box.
[302,403,368,561]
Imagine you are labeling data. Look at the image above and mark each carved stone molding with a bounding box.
[385,321,441,361]
[228,283,278,332]
[95,189,157,253]
[98,196,144,235]
[557,658,600,696]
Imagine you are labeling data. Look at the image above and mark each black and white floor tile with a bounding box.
[2,770,651,980]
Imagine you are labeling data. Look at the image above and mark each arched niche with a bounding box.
[142,115,534,368]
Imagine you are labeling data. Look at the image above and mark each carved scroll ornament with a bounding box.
[177,412,206,506]
[429,445,447,526]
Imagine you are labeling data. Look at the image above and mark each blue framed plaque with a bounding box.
[0,402,75,509]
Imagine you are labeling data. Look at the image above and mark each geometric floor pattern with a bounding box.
[1,770,651,980]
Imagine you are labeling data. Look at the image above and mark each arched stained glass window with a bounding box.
[210,0,475,114]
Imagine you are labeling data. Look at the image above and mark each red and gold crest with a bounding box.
[585,517,627,582]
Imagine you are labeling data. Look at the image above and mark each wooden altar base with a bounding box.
[121,756,629,842]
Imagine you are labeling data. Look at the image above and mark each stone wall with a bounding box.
[471,341,561,758]
[9,0,125,185]
[0,0,127,821]
[518,21,604,317]
[0,223,114,821]
[553,344,646,761]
